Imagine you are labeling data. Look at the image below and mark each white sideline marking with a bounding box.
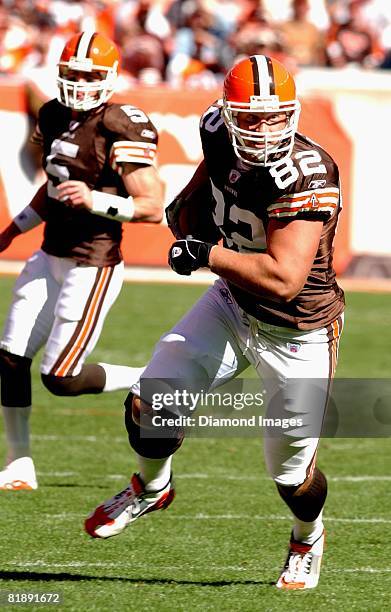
[32,434,125,443]
[35,469,391,484]
[42,512,391,524]
[30,435,381,458]
[3,560,391,574]
[38,472,76,477]
[0,560,261,572]
[177,474,391,483]
[329,476,391,482]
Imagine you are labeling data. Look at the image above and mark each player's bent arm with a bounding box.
[121,164,164,223]
[56,166,164,223]
[208,218,323,302]
[0,183,47,253]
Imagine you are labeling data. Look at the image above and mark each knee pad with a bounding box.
[41,373,79,396]
[124,392,184,458]
[41,364,106,396]
[276,467,328,522]
[0,349,32,407]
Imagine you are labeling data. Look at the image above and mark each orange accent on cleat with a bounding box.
[0,480,35,491]
[276,531,325,590]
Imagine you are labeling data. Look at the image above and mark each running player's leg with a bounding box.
[253,317,343,589]
[85,279,250,538]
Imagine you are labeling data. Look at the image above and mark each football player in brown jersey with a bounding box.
[84,55,345,590]
[0,32,164,491]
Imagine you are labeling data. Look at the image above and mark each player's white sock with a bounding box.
[99,363,145,392]
[292,511,324,545]
[136,454,172,492]
[1,405,32,465]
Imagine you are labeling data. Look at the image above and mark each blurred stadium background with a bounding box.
[0,1,390,609]
[0,0,390,281]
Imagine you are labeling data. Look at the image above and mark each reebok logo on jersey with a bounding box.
[171,246,182,258]
[141,129,156,139]
[309,179,326,189]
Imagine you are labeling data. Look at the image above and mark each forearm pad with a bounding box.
[13,205,43,233]
[91,190,135,222]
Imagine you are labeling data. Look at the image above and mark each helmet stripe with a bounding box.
[250,56,261,95]
[86,32,98,59]
[250,55,275,96]
[265,56,275,95]
[76,31,96,60]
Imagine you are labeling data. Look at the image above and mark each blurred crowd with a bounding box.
[1,0,391,87]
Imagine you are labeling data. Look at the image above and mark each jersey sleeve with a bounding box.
[29,100,52,146]
[199,101,224,150]
[103,104,158,174]
[267,158,340,222]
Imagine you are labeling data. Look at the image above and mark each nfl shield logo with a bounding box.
[172,246,182,257]
[229,169,241,183]
[287,342,300,353]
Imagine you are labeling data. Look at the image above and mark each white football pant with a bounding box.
[0,249,124,377]
[132,278,343,487]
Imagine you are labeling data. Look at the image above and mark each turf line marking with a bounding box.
[29,435,380,455]
[41,513,391,524]
[35,471,391,483]
[177,474,391,483]
[3,560,391,574]
[37,472,77,477]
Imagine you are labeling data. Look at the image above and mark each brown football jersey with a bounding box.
[199,103,345,330]
[31,100,158,266]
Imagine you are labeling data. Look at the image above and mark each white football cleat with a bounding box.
[0,457,38,491]
[276,531,325,590]
[85,472,175,539]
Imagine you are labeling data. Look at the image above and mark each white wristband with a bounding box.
[91,191,135,222]
[14,205,43,233]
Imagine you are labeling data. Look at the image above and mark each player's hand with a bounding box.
[168,238,213,275]
[0,235,11,253]
[0,224,20,253]
[56,181,93,210]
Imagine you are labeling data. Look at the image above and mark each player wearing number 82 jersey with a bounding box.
[196,102,344,330]
[86,55,344,592]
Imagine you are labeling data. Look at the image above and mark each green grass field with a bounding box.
[0,276,390,611]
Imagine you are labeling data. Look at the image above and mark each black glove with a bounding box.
[168,238,213,275]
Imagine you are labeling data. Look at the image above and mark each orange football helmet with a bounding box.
[222,55,301,166]
[57,31,120,111]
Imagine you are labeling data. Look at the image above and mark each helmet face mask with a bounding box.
[222,56,301,167]
[57,32,120,112]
